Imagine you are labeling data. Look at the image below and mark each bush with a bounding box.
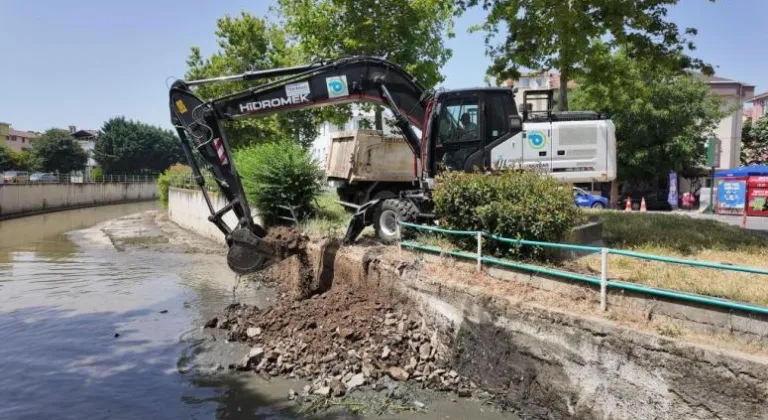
[157,163,193,207]
[433,170,583,260]
[90,167,104,182]
[235,141,323,225]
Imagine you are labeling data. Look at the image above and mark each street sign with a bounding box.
[707,136,721,168]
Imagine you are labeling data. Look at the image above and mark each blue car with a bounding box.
[573,187,608,209]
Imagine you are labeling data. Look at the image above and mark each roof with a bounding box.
[748,91,768,103]
[8,129,39,138]
[72,129,98,138]
[694,73,755,87]
[715,164,768,178]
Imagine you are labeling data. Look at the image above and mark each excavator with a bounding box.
[169,55,609,274]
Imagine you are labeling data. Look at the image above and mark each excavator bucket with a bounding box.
[342,199,380,245]
[226,227,279,274]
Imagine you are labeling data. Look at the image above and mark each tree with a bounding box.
[185,12,330,149]
[463,0,714,110]
[570,47,727,190]
[742,117,768,165]
[277,0,455,129]
[30,129,88,173]
[10,149,33,171]
[0,146,11,172]
[94,117,183,173]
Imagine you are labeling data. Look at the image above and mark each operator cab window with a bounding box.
[486,93,510,142]
[437,99,479,145]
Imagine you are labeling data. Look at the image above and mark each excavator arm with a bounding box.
[169,56,429,274]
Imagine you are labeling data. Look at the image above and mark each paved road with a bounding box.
[671,210,768,232]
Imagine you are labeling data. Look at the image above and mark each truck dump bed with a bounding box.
[325,129,419,183]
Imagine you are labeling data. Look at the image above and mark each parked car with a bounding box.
[622,190,673,211]
[29,172,59,183]
[573,187,608,209]
[3,171,29,184]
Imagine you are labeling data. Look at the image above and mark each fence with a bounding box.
[396,221,768,317]
[1,171,157,185]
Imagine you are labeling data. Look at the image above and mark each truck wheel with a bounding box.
[374,199,418,243]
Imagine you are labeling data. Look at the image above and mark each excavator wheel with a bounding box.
[226,228,278,274]
[373,198,418,244]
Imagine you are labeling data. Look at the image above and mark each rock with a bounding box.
[340,327,357,340]
[288,388,297,400]
[388,367,410,381]
[457,388,472,398]
[246,327,262,338]
[362,361,374,378]
[320,352,337,363]
[405,357,418,372]
[347,349,360,359]
[448,370,459,378]
[381,346,391,359]
[314,386,331,397]
[329,378,346,397]
[114,333,120,338]
[250,347,265,359]
[203,318,218,328]
[343,372,354,383]
[346,373,365,391]
[413,400,426,409]
[303,385,312,395]
[419,343,431,360]
[388,386,405,400]
[159,310,168,314]
[384,318,398,326]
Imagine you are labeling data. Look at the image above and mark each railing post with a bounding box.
[476,231,482,272]
[397,222,402,256]
[600,248,608,312]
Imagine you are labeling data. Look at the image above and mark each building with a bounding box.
[70,127,99,176]
[0,122,39,152]
[747,91,768,122]
[698,75,755,169]
[502,72,577,111]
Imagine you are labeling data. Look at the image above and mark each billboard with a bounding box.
[716,179,746,215]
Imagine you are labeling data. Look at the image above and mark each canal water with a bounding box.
[0,204,517,420]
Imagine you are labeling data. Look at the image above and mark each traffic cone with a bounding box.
[624,196,632,211]
[640,197,647,212]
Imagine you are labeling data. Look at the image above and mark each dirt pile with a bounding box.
[261,226,317,300]
[206,284,479,399]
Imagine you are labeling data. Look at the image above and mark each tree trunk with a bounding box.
[558,70,569,111]
[374,106,383,132]
[610,180,619,209]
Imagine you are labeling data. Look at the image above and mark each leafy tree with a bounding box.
[94,117,183,173]
[570,47,727,190]
[0,146,11,172]
[10,150,33,171]
[277,0,455,129]
[185,12,331,149]
[462,0,715,110]
[30,129,88,173]
[742,117,768,165]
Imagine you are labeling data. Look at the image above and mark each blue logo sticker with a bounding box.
[326,76,349,98]
[528,130,547,149]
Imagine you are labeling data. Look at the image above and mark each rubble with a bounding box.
[204,281,478,400]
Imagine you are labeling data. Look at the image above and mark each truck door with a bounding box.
[434,93,485,172]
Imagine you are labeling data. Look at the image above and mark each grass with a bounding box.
[571,211,768,307]
[300,190,350,239]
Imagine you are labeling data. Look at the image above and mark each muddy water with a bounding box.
[0,205,517,420]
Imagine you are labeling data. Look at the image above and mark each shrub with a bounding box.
[90,167,104,182]
[433,170,583,260]
[235,141,323,225]
[157,163,192,207]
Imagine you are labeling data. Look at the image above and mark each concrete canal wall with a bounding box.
[0,183,158,220]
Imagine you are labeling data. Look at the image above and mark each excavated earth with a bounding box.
[206,228,484,405]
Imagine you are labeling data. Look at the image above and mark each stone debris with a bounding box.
[204,283,477,400]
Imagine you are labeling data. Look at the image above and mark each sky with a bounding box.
[1,0,766,133]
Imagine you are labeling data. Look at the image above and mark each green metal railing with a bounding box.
[396,221,768,316]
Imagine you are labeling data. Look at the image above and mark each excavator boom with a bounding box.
[169,56,430,274]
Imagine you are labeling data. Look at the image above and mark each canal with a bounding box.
[0,204,516,420]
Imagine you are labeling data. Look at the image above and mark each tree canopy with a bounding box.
[0,146,11,172]
[185,12,328,149]
[462,0,715,110]
[570,47,727,188]
[30,129,88,173]
[741,117,768,165]
[93,117,183,173]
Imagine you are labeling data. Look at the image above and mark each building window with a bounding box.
[762,99,768,116]
[10,136,16,141]
[21,138,25,143]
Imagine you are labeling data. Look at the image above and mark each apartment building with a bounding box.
[0,122,39,152]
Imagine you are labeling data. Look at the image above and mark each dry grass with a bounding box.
[568,212,768,307]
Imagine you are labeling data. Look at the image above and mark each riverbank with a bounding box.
[166,189,768,418]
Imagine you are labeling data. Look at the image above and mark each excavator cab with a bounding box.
[427,88,522,175]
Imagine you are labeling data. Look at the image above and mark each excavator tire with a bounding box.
[373,198,418,244]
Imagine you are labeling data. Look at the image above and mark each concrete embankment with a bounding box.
[0,182,157,220]
[169,188,768,419]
